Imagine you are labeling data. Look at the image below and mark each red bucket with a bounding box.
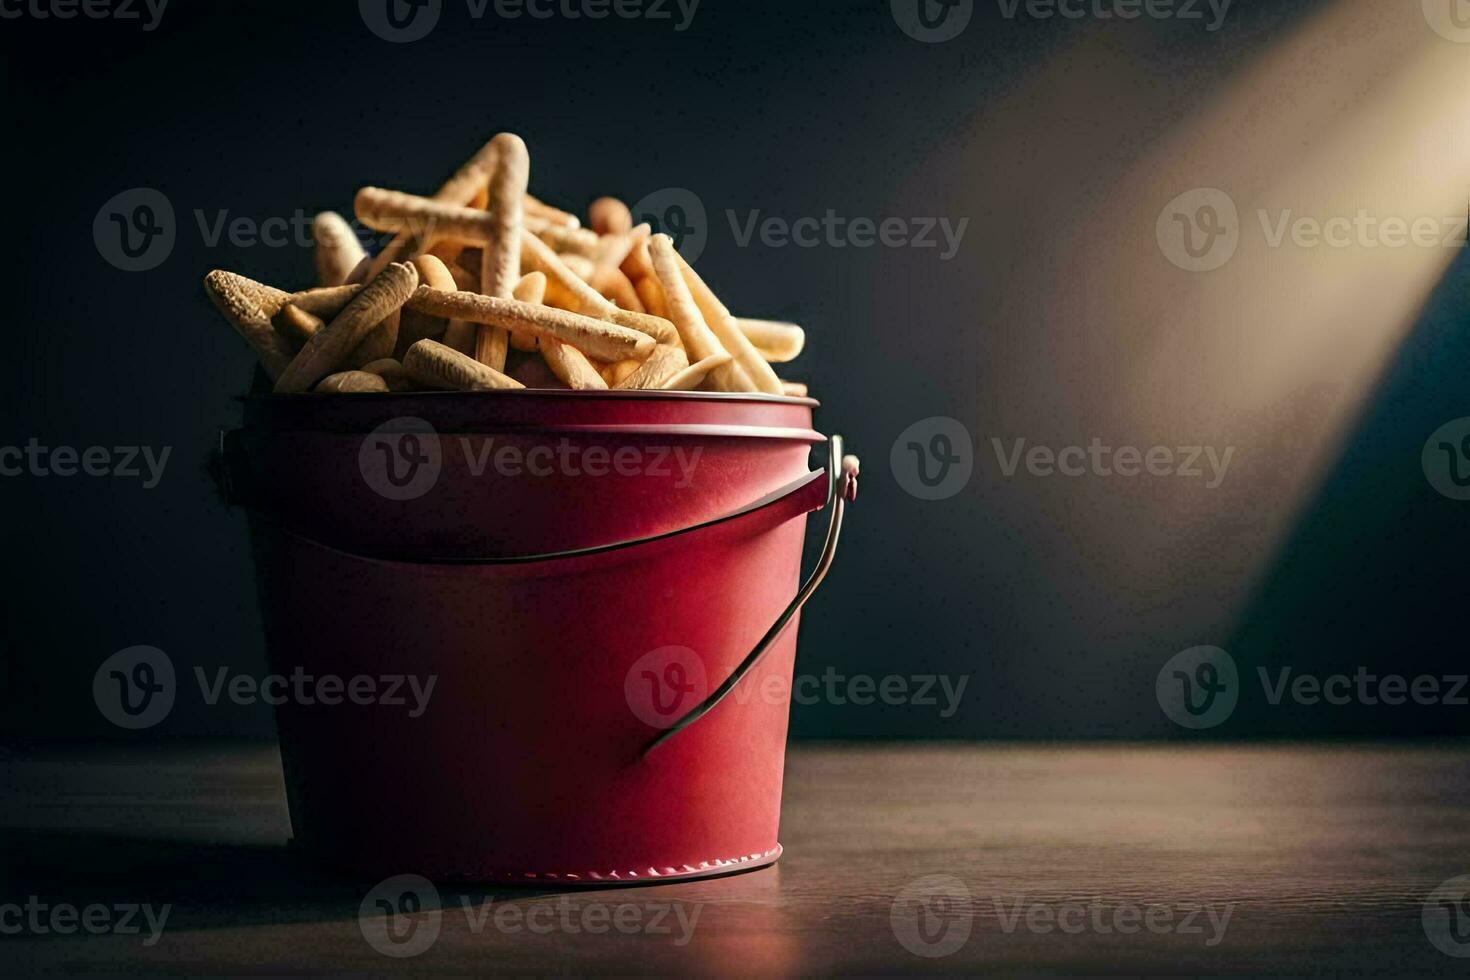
[220,391,857,884]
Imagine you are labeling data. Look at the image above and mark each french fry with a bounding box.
[315,370,389,393]
[477,133,527,371]
[660,352,734,391]
[615,344,689,390]
[275,303,323,349]
[780,381,808,397]
[591,266,644,312]
[405,287,656,363]
[286,284,363,319]
[275,262,419,393]
[510,272,546,351]
[634,273,670,319]
[525,194,579,229]
[356,138,502,282]
[521,231,616,316]
[398,255,460,356]
[647,235,752,392]
[602,359,641,386]
[593,222,648,276]
[403,338,524,391]
[675,251,783,395]
[735,318,806,363]
[202,270,296,380]
[358,358,415,391]
[540,337,608,390]
[588,197,633,236]
[312,212,367,287]
[528,217,599,256]
[356,187,501,245]
[560,253,596,281]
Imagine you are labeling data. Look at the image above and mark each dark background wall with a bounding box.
[2,0,1466,740]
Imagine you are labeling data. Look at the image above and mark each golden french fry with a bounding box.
[780,380,808,398]
[520,231,616,316]
[620,232,656,283]
[477,133,527,371]
[315,370,389,393]
[275,262,418,393]
[356,138,502,282]
[525,194,579,229]
[647,235,751,391]
[312,212,366,287]
[602,359,641,386]
[660,352,734,391]
[675,251,783,395]
[406,287,656,363]
[591,266,644,312]
[404,339,524,391]
[356,187,500,245]
[593,222,648,276]
[396,255,459,356]
[607,309,679,346]
[529,217,599,257]
[634,273,669,319]
[559,253,596,281]
[358,358,415,391]
[510,272,546,351]
[588,197,633,236]
[540,338,608,390]
[275,303,322,349]
[735,318,806,363]
[615,343,689,390]
[286,284,363,319]
[202,270,296,380]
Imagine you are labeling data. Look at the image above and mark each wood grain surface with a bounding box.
[4,742,1469,975]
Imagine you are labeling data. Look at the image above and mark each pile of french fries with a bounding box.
[203,133,807,396]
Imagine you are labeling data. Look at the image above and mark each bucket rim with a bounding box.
[241,389,819,408]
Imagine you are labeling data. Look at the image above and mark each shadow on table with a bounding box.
[0,829,581,934]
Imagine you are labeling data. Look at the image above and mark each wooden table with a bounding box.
[4,742,1469,975]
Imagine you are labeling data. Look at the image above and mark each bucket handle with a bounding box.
[214,428,858,753]
[644,435,859,756]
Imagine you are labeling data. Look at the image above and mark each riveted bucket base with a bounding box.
[288,838,782,886]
